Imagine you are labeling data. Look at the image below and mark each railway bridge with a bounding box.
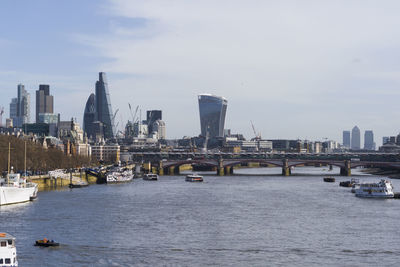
[128,152,400,176]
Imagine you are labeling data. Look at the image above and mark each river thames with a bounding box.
[2,167,400,266]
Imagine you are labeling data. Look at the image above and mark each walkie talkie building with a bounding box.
[198,94,227,138]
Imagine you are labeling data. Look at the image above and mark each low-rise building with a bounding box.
[91,144,120,163]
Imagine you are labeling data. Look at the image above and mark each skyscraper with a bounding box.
[146,110,162,133]
[95,72,115,139]
[83,93,96,139]
[36,84,54,123]
[351,126,361,150]
[198,94,228,138]
[9,98,17,125]
[342,130,350,148]
[17,84,30,127]
[364,130,375,150]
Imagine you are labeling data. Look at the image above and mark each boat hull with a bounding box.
[0,186,37,206]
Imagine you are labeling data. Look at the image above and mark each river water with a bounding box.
[2,167,400,266]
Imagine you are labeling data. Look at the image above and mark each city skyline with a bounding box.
[1,1,400,143]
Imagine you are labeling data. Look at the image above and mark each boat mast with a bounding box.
[24,141,27,179]
[7,142,10,186]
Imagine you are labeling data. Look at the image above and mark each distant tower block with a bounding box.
[0,107,4,127]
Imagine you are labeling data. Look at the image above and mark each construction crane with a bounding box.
[128,103,139,123]
[250,120,261,140]
[0,107,3,127]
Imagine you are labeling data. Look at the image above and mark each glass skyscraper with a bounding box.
[95,72,115,139]
[198,94,227,138]
[351,126,361,150]
[342,130,350,148]
[83,93,96,139]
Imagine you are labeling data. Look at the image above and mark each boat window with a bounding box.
[5,258,10,264]
[0,241,6,247]
[0,259,3,264]
[7,239,12,245]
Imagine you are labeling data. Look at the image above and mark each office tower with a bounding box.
[351,126,361,150]
[95,72,115,139]
[364,130,375,150]
[198,94,228,138]
[83,93,96,139]
[342,130,350,148]
[146,110,162,133]
[9,98,17,125]
[36,84,54,123]
[152,120,166,139]
[16,84,30,127]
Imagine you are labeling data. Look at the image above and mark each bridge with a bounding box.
[128,152,400,176]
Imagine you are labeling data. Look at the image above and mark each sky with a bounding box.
[1,0,400,145]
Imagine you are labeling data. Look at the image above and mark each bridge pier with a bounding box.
[224,166,234,176]
[167,166,180,175]
[329,165,333,171]
[340,160,351,176]
[282,159,291,176]
[157,161,164,176]
[217,158,224,176]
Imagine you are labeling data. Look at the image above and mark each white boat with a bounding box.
[185,174,203,182]
[355,179,394,198]
[0,173,38,206]
[106,169,133,184]
[0,233,18,266]
[143,173,158,181]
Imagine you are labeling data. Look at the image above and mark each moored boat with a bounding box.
[106,169,133,184]
[68,181,89,188]
[143,173,158,181]
[0,173,38,206]
[340,178,359,187]
[0,233,18,266]
[186,174,203,182]
[323,177,335,183]
[355,179,394,198]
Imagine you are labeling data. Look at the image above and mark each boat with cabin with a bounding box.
[355,179,394,198]
[106,168,133,184]
[186,174,204,182]
[0,233,18,266]
[0,171,38,206]
[323,177,335,183]
[143,173,158,181]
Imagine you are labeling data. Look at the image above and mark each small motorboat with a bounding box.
[69,181,89,188]
[34,238,60,247]
[323,177,335,183]
[143,173,158,181]
[339,178,359,187]
[186,174,203,182]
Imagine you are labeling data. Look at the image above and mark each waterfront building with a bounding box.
[36,84,54,123]
[225,139,272,152]
[83,93,96,139]
[91,144,120,163]
[364,130,375,150]
[146,110,162,134]
[95,72,115,139]
[198,94,227,138]
[342,130,350,148]
[351,126,361,150]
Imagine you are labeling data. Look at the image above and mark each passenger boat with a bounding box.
[0,172,38,206]
[355,179,394,198]
[0,233,18,266]
[185,174,203,182]
[34,238,59,247]
[323,177,335,183]
[106,169,133,184]
[143,173,158,181]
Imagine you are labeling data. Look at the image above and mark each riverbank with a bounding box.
[27,173,98,191]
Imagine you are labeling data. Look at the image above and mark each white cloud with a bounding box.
[72,0,400,142]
